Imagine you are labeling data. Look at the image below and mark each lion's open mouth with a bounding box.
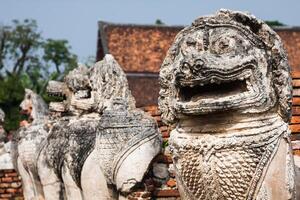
[174,66,266,114]
[47,80,67,100]
[19,110,33,126]
[179,79,248,102]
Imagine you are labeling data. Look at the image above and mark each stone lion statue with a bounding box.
[159,9,295,199]
[38,55,161,200]
[13,89,49,200]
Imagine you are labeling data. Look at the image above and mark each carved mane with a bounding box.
[89,55,136,112]
[159,9,292,125]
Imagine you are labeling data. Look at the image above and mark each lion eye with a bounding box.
[211,36,236,55]
[186,37,196,46]
[181,37,204,56]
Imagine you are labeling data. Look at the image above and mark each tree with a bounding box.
[0,19,77,130]
[265,20,285,27]
[155,19,165,25]
[43,39,77,76]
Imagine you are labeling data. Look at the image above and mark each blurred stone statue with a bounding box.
[159,9,295,200]
[13,89,49,199]
[36,54,161,199]
[0,108,13,170]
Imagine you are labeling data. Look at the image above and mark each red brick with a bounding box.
[100,25,181,73]
[0,194,12,198]
[294,149,300,156]
[293,97,300,105]
[277,30,300,72]
[6,188,18,194]
[12,177,21,181]
[1,177,12,182]
[290,124,300,133]
[2,170,13,173]
[0,183,10,188]
[161,131,170,138]
[154,154,172,164]
[5,172,17,177]
[166,179,177,188]
[154,189,180,197]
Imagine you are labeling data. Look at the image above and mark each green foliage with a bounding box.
[162,140,169,148]
[43,39,77,76]
[0,75,26,130]
[0,19,78,131]
[155,19,165,25]
[265,20,285,27]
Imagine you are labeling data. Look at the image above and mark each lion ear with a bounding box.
[158,91,176,125]
[158,29,189,126]
[159,72,176,125]
[159,56,178,125]
[273,52,293,123]
[25,88,33,95]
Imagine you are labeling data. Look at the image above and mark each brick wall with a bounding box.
[0,169,23,200]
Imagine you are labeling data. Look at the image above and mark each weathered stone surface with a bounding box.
[159,9,295,199]
[13,89,49,199]
[34,54,162,199]
[153,163,169,179]
[0,109,13,170]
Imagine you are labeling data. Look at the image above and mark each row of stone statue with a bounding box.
[0,9,297,200]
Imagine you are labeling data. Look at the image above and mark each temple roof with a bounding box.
[97,22,300,106]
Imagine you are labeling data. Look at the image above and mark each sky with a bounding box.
[0,0,300,62]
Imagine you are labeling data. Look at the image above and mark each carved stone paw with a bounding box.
[120,179,138,193]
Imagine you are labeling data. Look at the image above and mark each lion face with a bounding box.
[47,65,94,115]
[173,26,275,115]
[19,89,48,125]
[47,55,135,115]
[159,10,292,124]
[20,89,34,124]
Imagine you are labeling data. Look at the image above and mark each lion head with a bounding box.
[47,54,135,115]
[19,89,48,126]
[159,9,292,125]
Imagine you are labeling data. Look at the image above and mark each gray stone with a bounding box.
[159,9,296,200]
[17,54,162,200]
[13,89,49,199]
[153,163,169,179]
